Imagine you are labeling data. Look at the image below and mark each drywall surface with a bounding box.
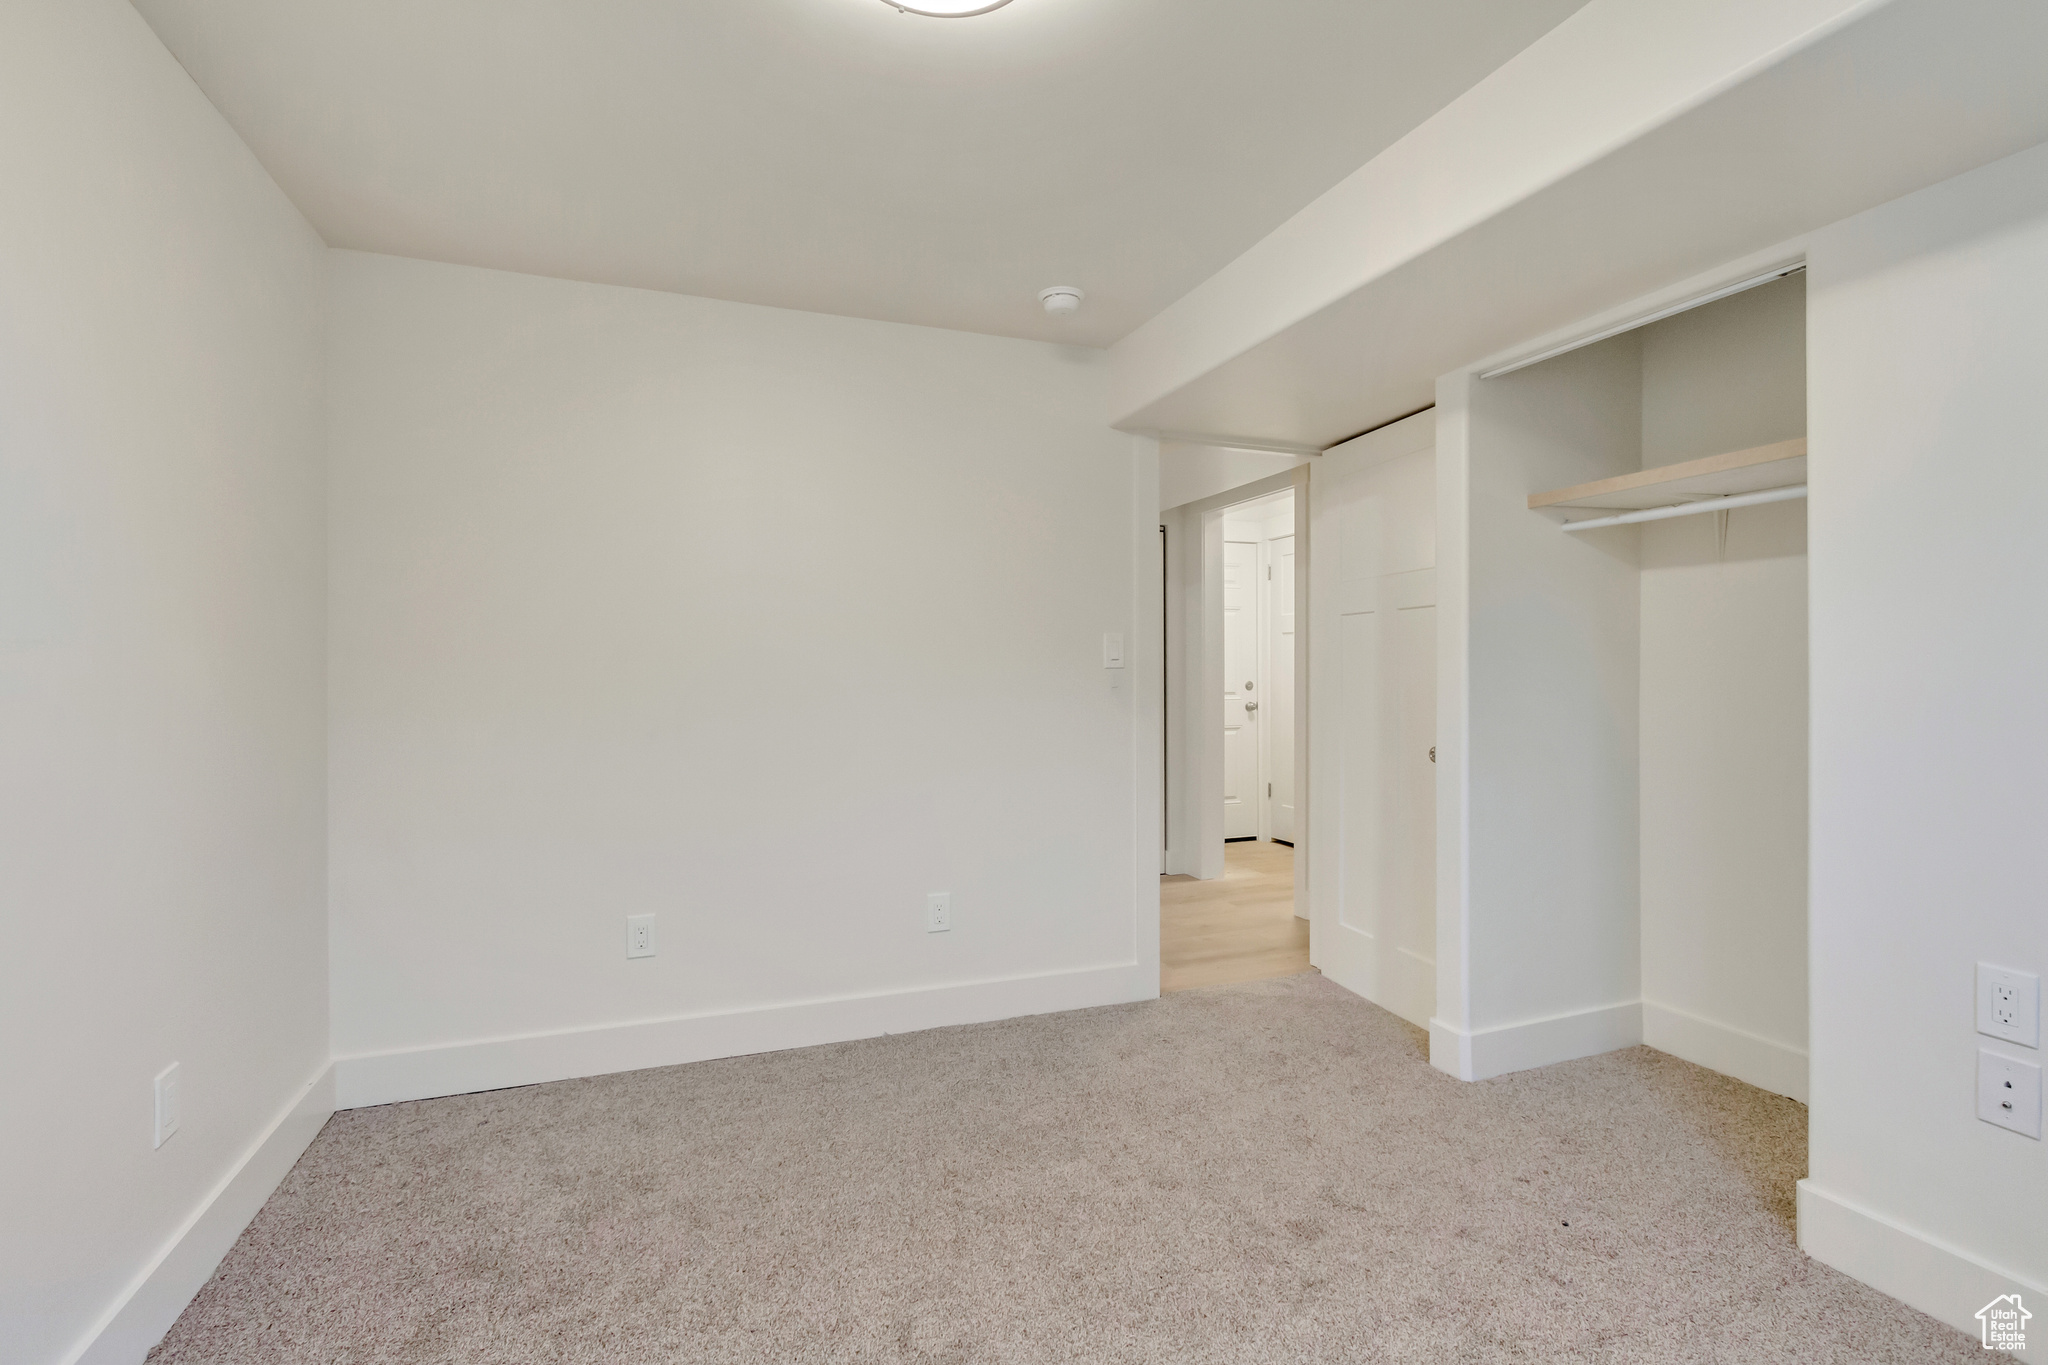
[1801,140,2048,1333]
[1161,442,1310,512]
[1435,337,1642,1078]
[1110,0,2048,449]
[327,252,1149,1079]
[1637,277,1809,1098]
[1638,504,1808,1095]
[1220,490,1295,545]
[1110,0,1879,427]
[1638,273,1806,464]
[0,3,330,1362]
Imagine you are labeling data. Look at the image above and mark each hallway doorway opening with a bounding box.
[1161,476,1306,993]
[1161,840,1306,992]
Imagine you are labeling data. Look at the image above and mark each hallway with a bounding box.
[1160,841,1308,993]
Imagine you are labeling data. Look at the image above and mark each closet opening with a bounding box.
[1456,266,1809,1102]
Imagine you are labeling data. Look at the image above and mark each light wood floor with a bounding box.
[1160,840,1310,993]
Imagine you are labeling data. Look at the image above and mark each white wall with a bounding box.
[0,3,331,1363]
[1637,275,1806,466]
[326,251,1155,1103]
[1162,442,1310,512]
[1638,504,1808,1095]
[1636,276,1810,1100]
[1220,491,1295,546]
[1435,338,1643,1080]
[1798,139,2048,1343]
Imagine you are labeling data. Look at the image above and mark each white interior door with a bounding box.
[1222,539,1260,840]
[1307,438,1437,1028]
[1267,535,1296,843]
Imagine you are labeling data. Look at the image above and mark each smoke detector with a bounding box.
[882,0,1014,14]
[1038,286,1084,316]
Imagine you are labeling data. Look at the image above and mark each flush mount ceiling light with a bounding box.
[881,0,1014,15]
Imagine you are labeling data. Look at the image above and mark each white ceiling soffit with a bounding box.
[126,0,1591,349]
[1110,0,2048,449]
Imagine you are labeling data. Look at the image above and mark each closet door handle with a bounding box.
[1245,701,1259,713]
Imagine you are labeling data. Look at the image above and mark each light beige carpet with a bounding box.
[151,974,1977,1363]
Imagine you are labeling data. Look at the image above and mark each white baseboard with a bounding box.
[335,962,1157,1111]
[1799,1181,2045,1361]
[1429,1000,1642,1081]
[1643,1000,1808,1102]
[67,1064,334,1365]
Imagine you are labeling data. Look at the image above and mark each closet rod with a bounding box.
[1559,483,1807,533]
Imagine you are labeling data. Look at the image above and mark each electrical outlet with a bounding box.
[926,892,951,934]
[153,1063,180,1149]
[626,914,655,959]
[1978,1050,2042,1139]
[1977,963,2040,1048]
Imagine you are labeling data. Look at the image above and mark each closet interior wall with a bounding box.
[1636,276,1809,1100]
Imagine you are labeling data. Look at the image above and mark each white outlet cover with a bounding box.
[1978,1050,2042,1139]
[927,892,951,933]
[1977,963,2040,1048]
[153,1063,180,1149]
[626,913,656,959]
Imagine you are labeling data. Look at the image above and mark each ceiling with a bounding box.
[130,0,1588,347]
[1108,0,2048,446]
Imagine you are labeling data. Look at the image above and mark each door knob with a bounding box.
[1245,701,1259,713]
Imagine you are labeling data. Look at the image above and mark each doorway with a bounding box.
[1222,489,1296,846]
[1161,478,1307,993]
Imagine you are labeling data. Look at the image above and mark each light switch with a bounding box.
[1102,632,1125,669]
[153,1063,180,1149]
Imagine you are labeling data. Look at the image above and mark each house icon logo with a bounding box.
[1977,1294,2030,1352]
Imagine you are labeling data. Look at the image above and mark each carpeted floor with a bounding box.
[151,974,1978,1363]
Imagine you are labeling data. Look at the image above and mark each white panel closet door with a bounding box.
[1308,445,1437,1027]
[1267,535,1297,843]
[1222,539,1260,840]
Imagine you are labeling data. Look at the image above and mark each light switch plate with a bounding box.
[153,1063,180,1149]
[1978,963,2040,1048]
[1979,1050,2042,1139]
[1102,632,1124,669]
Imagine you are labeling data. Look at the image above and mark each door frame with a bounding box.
[1259,531,1297,845]
[1221,533,1261,843]
[1161,465,1310,922]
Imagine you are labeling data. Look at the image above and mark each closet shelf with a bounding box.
[1528,437,1807,513]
